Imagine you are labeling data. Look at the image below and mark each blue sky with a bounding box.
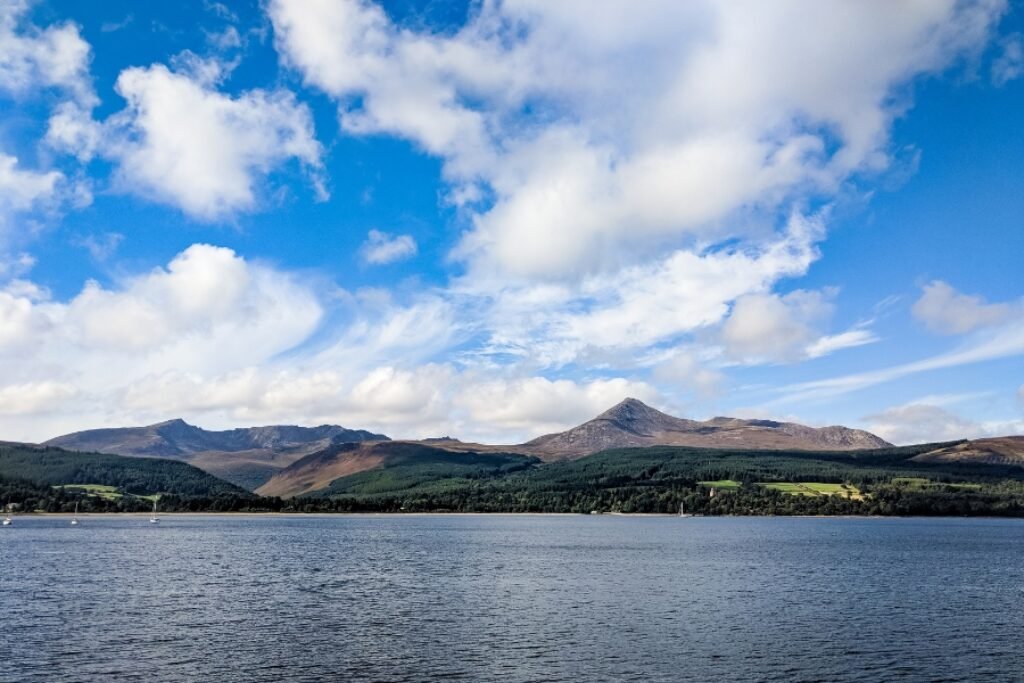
[0,0,1021,443]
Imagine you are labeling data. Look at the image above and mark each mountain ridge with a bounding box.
[46,399,1024,499]
[519,398,892,459]
[44,420,389,490]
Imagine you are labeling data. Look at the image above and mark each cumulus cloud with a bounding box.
[0,380,77,415]
[453,376,659,439]
[106,362,659,444]
[651,351,724,399]
[263,0,993,390]
[109,64,322,218]
[0,0,95,105]
[720,289,879,364]
[270,0,1003,282]
[864,401,1024,445]
[47,60,324,220]
[0,153,63,213]
[0,2,1015,442]
[721,290,830,363]
[0,244,323,434]
[0,242,663,443]
[360,229,417,264]
[475,213,827,368]
[0,4,100,246]
[912,280,1016,335]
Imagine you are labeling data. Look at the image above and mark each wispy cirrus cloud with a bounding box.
[775,318,1024,405]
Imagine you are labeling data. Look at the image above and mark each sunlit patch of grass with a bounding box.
[55,483,122,500]
[54,484,161,503]
[759,482,863,499]
[698,480,741,490]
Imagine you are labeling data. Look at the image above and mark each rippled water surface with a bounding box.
[2,515,1023,682]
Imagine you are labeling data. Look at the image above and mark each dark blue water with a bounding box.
[1,515,1022,682]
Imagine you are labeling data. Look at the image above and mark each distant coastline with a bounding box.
[10,511,1024,520]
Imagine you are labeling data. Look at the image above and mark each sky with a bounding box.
[0,0,1021,445]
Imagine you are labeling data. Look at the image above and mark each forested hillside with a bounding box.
[0,444,262,512]
[293,442,1024,516]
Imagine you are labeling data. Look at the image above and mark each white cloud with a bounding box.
[0,1,1016,444]
[72,231,123,262]
[45,101,102,162]
[0,280,51,350]
[0,380,77,415]
[453,376,659,440]
[207,26,242,51]
[360,229,417,264]
[109,63,323,219]
[719,288,879,364]
[0,152,62,213]
[721,290,831,363]
[805,329,879,359]
[864,401,1024,445]
[0,237,670,442]
[0,244,324,437]
[103,360,659,444]
[0,0,95,105]
[47,60,324,221]
[777,319,1024,404]
[270,0,1004,283]
[475,213,826,368]
[912,280,1016,334]
[992,33,1023,86]
[263,0,993,395]
[652,350,723,399]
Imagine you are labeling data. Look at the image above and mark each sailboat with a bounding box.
[70,501,79,526]
[149,497,159,524]
[3,503,12,526]
[679,501,692,518]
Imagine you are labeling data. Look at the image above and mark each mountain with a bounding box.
[911,437,1024,468]
[45,419,389,491]
[520,398,892,459]
[257,441,537,499]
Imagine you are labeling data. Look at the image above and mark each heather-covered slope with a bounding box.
[912,437,1024,468]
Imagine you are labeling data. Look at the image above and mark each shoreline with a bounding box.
[6,511,1022,520]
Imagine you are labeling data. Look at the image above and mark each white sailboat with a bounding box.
[3,503,12,526]
[149,497,159,524]
[70,501,79,525]
[679,501,692,518]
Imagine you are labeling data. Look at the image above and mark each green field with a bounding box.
[54,484,160,502]
[892,477,982,491]
[759,482,863,499]
[699,480,742,490]
[55,483,122,500]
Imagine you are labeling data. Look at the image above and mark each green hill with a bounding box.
[0,444,260,512]
[298,442,1024,516]
[321,446,537,496]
